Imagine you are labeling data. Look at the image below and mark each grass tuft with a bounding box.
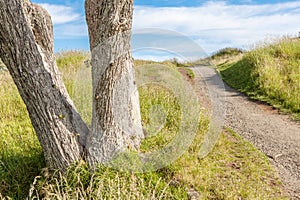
[28,162,187,200]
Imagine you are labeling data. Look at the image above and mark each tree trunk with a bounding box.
[0,0,142,171]
[0,0,88,170]
[85,0,144,165]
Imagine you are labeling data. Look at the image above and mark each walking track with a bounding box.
[191,66,300,199]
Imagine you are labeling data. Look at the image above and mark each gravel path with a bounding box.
[191,66,300,199]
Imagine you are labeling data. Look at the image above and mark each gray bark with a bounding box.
[0,0,89,170]
[0,0,142,170]
[85,0,144,165]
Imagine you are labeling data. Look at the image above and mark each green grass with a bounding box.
[0,71,45,199]
[56,51,90,100]
[28,162,187,199]
[217,37,300,119]
[139,85,181,152]
[174,128,285,199]
[211,47,244,60]
[186,68,195,79]
[135,59,195,79]
[56,51,93,125]
[0,51,286,199]
[178,68,195,79]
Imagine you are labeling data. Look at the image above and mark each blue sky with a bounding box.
[135,0,300,6]
[32,0,300,61]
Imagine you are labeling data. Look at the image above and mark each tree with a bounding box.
[0,0,143,171]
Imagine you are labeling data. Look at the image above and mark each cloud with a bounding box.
[38,1,300,56]
[132,29,208,61]
[53,23,88,39]
[133,1,300,54]
[39,3,81,24]
[38,3,87,39]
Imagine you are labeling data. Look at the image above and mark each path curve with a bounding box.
[191,66,300,199]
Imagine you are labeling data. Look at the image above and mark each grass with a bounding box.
[0,51,287,199]
[56,51,93,125]
[211,48,244,60]
[174,128,284,199]
[0,69,45,198]
[139,85,181,152]
[27,162,187,200]
[178,68,195,79]
[135,59,195,80]
[217,37,300,119]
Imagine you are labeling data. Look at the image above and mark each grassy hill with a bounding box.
[216,38,300,120]
[0,51,286,199]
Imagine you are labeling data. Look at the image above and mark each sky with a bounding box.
[32,0,300,61]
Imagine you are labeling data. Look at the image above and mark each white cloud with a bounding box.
[38,3,87,39]
[53,23,88,38]
[39,3,81,24]
[38,1,300,56]
[133,1,300,54]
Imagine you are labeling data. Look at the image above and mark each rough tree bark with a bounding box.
[0,0,143,170]
[0,0,89,170]
[85,0,144,165]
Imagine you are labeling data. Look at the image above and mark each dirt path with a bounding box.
[191,66,300,199]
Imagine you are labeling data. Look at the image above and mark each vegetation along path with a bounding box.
[191,66,300,199]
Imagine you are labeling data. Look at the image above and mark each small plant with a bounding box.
[185,68,195,79]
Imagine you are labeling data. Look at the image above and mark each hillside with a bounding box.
[215,38,300,120]
[209,38,300,198]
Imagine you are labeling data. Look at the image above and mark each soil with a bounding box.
[189,66,300,199]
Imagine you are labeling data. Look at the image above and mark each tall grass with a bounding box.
[0,70,45,199]
[0,51,286,199]
[219,37,300,118]
[28,162,187,200]
[139,85,181,152]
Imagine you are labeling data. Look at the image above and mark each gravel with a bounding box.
[192,66,300,199]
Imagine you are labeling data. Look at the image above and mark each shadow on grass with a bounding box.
[0,150,45,199]
[219,60,257,93]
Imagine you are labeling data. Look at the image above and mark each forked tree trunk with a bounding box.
[85,0,144,165]
[0,0,143,170]
[0,0,88,170]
